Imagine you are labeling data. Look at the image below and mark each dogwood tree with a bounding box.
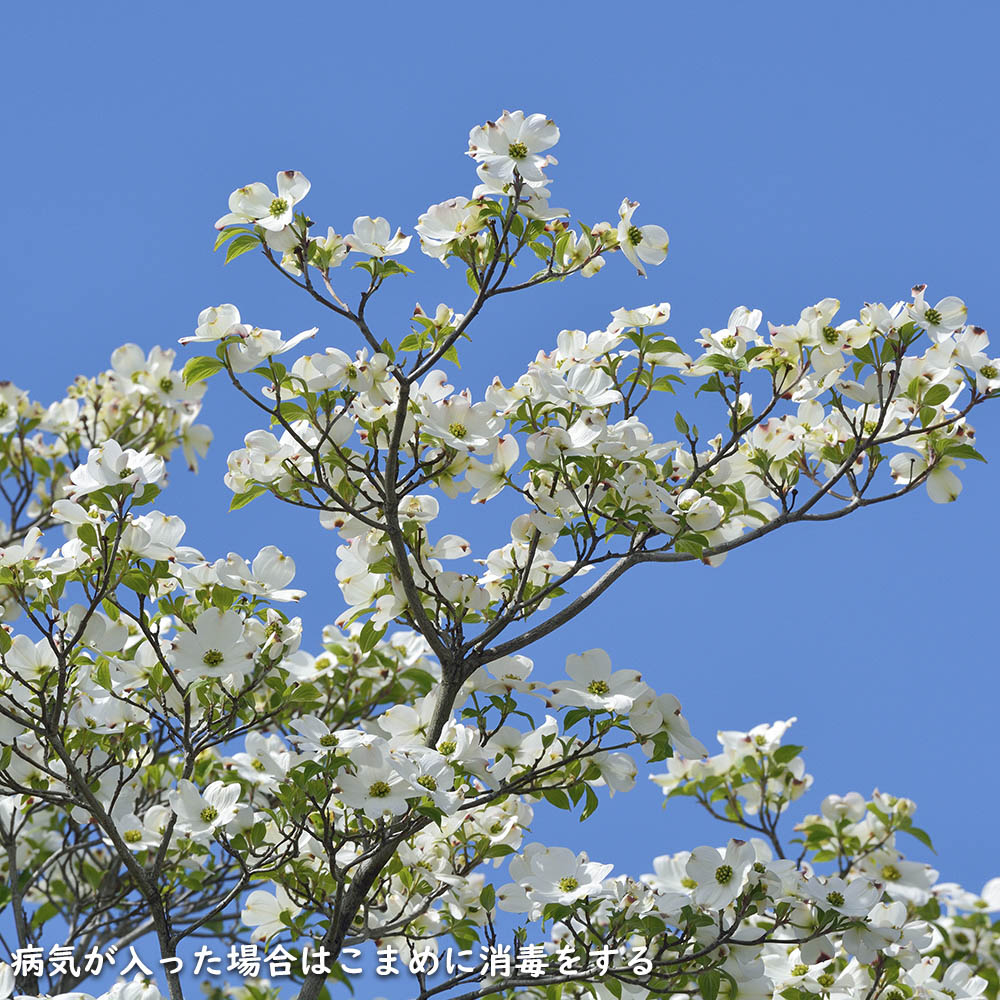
[0,110,997,1000]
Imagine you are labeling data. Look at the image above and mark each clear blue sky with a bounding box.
[3,0,998,983]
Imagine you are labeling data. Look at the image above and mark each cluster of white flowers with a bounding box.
[502,720,999,1000]
[0,110,997,1000]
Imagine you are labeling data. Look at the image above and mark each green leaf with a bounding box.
[903,824,936,853]
[94,660,112,691]
[648,731,675,763]
[182,356,225,386]
[542,788,571,810]
[773,744,804,765]
[700,353,738,371]
[484,843,515,859]
[479,884,495,910]
[119,569,151,593]
[31,901,59,929]
[358,620,385,654]
[648,338,685,355]
[852,343,875,365]
[923,384,951,407]
[380,259,413,277]
[214,227,248,251]
[0,629,10,654]
[229,484,267,511]
[414,803,444,824]
[944,443,986,462]
[561,707,590,730]
[225,233,261,264]
[698,970,721,1000]
[580,784,600,821]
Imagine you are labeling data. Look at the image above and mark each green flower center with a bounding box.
[752,862,766,874]
[880,864,902,881]
[124,829,143,843]
[508,141,529,160]
[754,734,767,746]
[817,974,835,988]
[923,307,943,326]
[438,740,456,755]
[791,964,809,977]
[681,877,697,889]
[721,335,738,349]
[448,422,467,439]
[489,821,504,834]
[269,197,289,218]
[714,864,733,885]
[822,326,839,345]
[826,890,845,907]
[369,780,392,798]
[864,420,878,434]
[627,225,644,246]
[200,806,218,824]
[320,734,339,748]
[159,377,174,393]
[202,649,224,667]
[417,775,438,791]
[558,876,580,893]
[0,403,8,418]
[345,364,359,379]
[251,759,266,772]
[119,467,135,479]
[587,679,610,696]
[980,365,998,380]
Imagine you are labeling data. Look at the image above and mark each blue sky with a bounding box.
[3,0,999,988]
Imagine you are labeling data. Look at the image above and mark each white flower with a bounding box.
[289,716,375,759]
[106,976,164,1000]
[242,885,302,942]
[213,546,305,602]
[548,649,645,714]
[685,840,755,908]
[630,691,708,759]
[215,170,310,232]
[395,747,461,812]
[416,197,484,263]
[617,199,669,277]
[609,303,672,332]
[168,608,256,687]
[465,435,519,502]
[421,390,504,453]
[467,110,559,188]
[181,304,242,345]
[336,744,412,818]
[907,284,967,343]
[804,874,879,917]
[68,441,165,499]
[0,527,42,567]
[168,779,242,841]
[345,216,411,257]
[224,325,317,375]
[890,449,964,504]
[499,843,612,913]
[821,792,867,823]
